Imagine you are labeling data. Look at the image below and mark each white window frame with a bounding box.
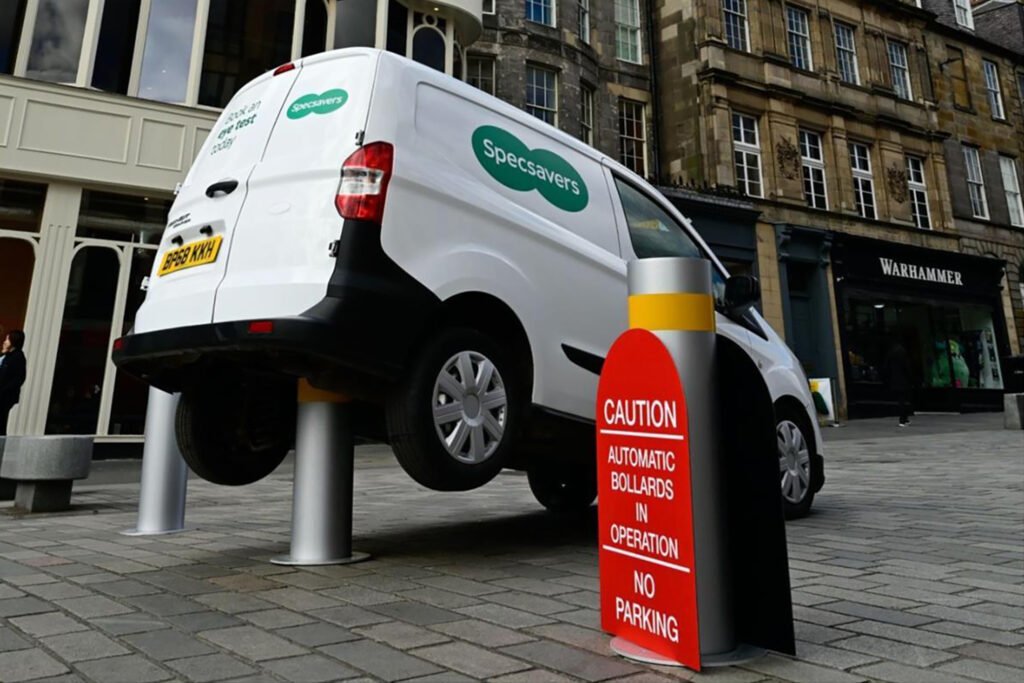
[1000,156,1024,227]
[953,0,974,30]
[722,0,750,53]
[11,0,335,109]
[849,142,876,220]
[466,54,496,96]
[614,0,642,64]
[732,113,763,198]
[799,130,828,210]
[786,5,813,71]
[833,22,859,85]
[526,0,555,28]
[963,146,989,219]
[482,0,495,14]
[526,65,558,126]
[578,0,590,44]
[618,98,647,176]
[982,60,1005,120]
[887,40,912,101]
[581,83,594,145]
[906,156,931,230]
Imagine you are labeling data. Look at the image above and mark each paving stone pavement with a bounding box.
[1,422,1022,682]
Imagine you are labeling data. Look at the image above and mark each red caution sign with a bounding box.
[597,328,700,669]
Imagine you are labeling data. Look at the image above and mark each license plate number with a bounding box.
[158,236,223,276]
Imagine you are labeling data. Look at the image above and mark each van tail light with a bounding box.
[273,62,295,76]
[113,337,125,351]
[335,142,394,224]
[247,320,274,334]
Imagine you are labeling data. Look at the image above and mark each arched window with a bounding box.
[411,13,446,73]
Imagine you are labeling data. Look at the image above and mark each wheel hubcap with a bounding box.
[433,351,507,464]
[777,419,811,504]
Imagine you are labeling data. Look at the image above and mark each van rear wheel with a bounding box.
[176,375,294,486]
[387,328,522,491]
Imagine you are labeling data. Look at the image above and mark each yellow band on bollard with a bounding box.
[628,293,716,332]
[297,378,350,404]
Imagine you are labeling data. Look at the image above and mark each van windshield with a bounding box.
[614,176,727,300]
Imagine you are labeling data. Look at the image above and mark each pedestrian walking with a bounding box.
[884,338,912,427]
[0,330,27,436]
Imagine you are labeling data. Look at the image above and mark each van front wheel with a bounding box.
[527,459,597,514]
[387,328,522,491]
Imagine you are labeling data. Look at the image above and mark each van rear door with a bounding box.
[136,67,300,334]
[212,50,379,323]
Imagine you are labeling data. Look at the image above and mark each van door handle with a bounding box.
[205,179,239,198]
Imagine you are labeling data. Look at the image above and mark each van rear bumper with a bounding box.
[112,316,406,398]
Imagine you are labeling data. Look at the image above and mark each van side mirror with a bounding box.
[724,275,760,313]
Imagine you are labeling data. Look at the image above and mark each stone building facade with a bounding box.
[654,0,1024,417]
[468,1,656,174]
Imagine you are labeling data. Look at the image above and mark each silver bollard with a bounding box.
[626,257,736,660]
[123,388,188,536]
[271,380,369,566]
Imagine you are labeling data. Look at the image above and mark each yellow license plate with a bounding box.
[158,236,223,276]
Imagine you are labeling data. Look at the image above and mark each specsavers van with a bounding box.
[113,49,825,518]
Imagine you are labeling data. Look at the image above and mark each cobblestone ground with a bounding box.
[1,424,1022,683]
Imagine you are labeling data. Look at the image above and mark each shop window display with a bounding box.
[844,298,1003,395]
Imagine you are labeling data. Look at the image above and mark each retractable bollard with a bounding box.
[271,380,369,566]
[123,388,189,536]
[598,257,754,671]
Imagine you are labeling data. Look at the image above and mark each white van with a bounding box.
[114,48,825,518]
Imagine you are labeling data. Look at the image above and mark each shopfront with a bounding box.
[832,235,1010,417]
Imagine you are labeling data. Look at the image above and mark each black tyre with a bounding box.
[527,458,597,514]
[776,403,818,519]
[176,374,294,486]
[386,327,524,491]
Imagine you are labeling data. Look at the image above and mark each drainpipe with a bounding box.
[646,0,662,183]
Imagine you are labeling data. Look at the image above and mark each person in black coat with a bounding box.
[883,338,912,427]
[0,330,27,436]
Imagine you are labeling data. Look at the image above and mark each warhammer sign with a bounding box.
[597,329,700,669]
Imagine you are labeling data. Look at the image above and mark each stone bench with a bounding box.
[0,436,93,512]
[0,438,13,501]
[1006,393,1024,430]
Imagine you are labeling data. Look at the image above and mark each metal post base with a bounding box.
[271,391,369,567]
[122,388,189,536]
[610,637,765,669]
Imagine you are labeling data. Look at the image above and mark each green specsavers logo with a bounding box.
[472,126,589,212]
[287,89,348,119]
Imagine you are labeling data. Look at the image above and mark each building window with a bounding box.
[947,47,970,109]
[619,99,646,176]
[953,0,974,29]
[526,65,557,125]
[615,0,642,64]
[982,60,1005,120]
[526,0,554,27]
[578,0,590,44]
[1000,156,1024,227]
[906,156,931,229]
[467,55,495,96]
[833,22,859,85]
[482,0,495,13]
[887,40,912,100]
[25,0,90,83]
[0,0,27,75]
[723,0,749,52]
[963,146,989,219]
[581,83,595,146]
[786,6,812,71]
[732,113,762,198]
[849,143,875,219]
[799,130,827,210]
[199,0,295,108]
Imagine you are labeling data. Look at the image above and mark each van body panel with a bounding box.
[373,63,626,417]
[213,52,380,322]
[135,68,300,335]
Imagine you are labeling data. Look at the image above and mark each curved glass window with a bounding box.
[412,24,445,73]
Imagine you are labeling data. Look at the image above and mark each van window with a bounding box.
[615,177,701,260]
